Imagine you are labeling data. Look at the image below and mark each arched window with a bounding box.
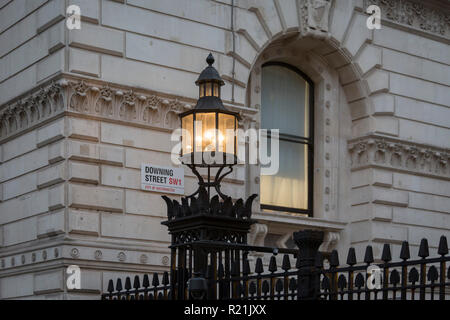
[260,62,314,216]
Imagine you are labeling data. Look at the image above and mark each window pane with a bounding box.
[195,112,216,152]
[261,65,309,138]
[218,113,235,154]
[182,114,193,155]
[260,141,309,210]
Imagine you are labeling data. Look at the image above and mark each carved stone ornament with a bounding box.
[299,0,332,37]
[365,0,450,38]
[348,136,450,178]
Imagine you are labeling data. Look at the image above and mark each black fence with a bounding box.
[102,189,450,301]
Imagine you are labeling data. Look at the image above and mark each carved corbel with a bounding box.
[318,230,340,253]
[299,0,332,39]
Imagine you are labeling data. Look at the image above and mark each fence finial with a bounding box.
[438,236,448,256]
[364,245,374,264]
[381,243,392,262]
[418,238,429,258]
[400,241,410,260]
[346,247,356,266]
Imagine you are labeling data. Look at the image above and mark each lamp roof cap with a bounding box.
[195,53,225,86]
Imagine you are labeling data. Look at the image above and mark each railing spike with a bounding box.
[210,195,220,215]
[142,274,150,288]
[329,249,339,267]
[133,275,140,289]
[282,254,291,271]
[161,195,174,220]
[408,267,419,283]
[249,281,256,295]
[243,259,251,275]
[338,274,347,290]
[438,235,448,256]
[364,245,374,264]
[116,278,123,292]
[124,277,132,291]
[262,280,269,294]
[400,241,410,260]
[107,279,114,293]
[275,279,283,293]
[355,273,365,288]
[346,247,357,266]
[152,273,160,287]
[255,257,264,274]
[381,243,392,262]
[162,272,170,285]
[268,256,277,273]
[418,238,429,258]
[243,194,258,219]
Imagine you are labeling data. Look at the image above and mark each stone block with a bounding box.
[69,0,99,23]
[348,98,370,120]
[409,193,450,214]
[373,25,450,65]
[3,171,37,201]
[37,163,66,189]
[1,146,48,182]
[48,183,65,210]
[101,166,139,189]
[48,140,66,164]
[0,10,35,57]
[68,162,99,184]
[101,213,169,242]
[355,44,381,75]
[350,220,371,243]
[351,168,392,188]
[390,72,449,107]
[125,189,180,217]
[0,0,46,34]
[373,115,398,136]
[382,48,450,87]
[3,216,38,246]
[0,64,36,105]
[365,69,389,95]
[34,270,64,294]
[338,63,359,85]
[371,93,395,115]
[398,118,450,149]
[101,122,173,153]
[102,0,226,53]
[124,148,172,169]
[37,210,65,238]
[2,130,36,162]
[0,189,49,225]
[69,48,100,77]
[69,22,124,56]
[37,47,65,83]
[67,117,99,141]
[68,184,123,212]
[329,0,355,43]
[343,80,365,102]
[351,117,372,137]
[36,0,65,33]
[67,140,124,166]
[393,172,450,198]
[372,221,407,243]
[0,274,34,299]
[343,13,372,57]
[77,269,102,293]
[47,20,65,53]
[68,209,99,235]
[395,96,450,128]
[372,187,408,207]
[101,54,198,100]
[393,207,449,230]
[37,118,65,147]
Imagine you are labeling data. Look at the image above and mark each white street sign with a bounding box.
[141,164,184,195]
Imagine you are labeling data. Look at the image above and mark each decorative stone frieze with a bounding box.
[0,77,256,142]
[365,0,450,38]
[299,0,332,38]
[348,136,450,178]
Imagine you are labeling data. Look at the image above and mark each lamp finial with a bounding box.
[206,53,215,66]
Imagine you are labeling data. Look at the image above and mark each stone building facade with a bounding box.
[0,0,448,299]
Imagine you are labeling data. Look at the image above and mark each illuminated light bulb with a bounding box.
[186,145,192,151]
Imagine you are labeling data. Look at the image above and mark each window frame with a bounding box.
[259,62,315,217]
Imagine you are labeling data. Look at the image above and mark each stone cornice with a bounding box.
[348,135,450,179]
[0,76,257,143]
[365,0,450,40]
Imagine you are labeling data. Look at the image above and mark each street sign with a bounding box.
[141,164,184,195]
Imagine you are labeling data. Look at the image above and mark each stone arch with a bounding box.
[230,0,384,123]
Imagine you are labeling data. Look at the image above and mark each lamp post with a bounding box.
[179,53,240,200]
[161,54,257,300]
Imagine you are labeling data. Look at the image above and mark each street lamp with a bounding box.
[179,53,240,200]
